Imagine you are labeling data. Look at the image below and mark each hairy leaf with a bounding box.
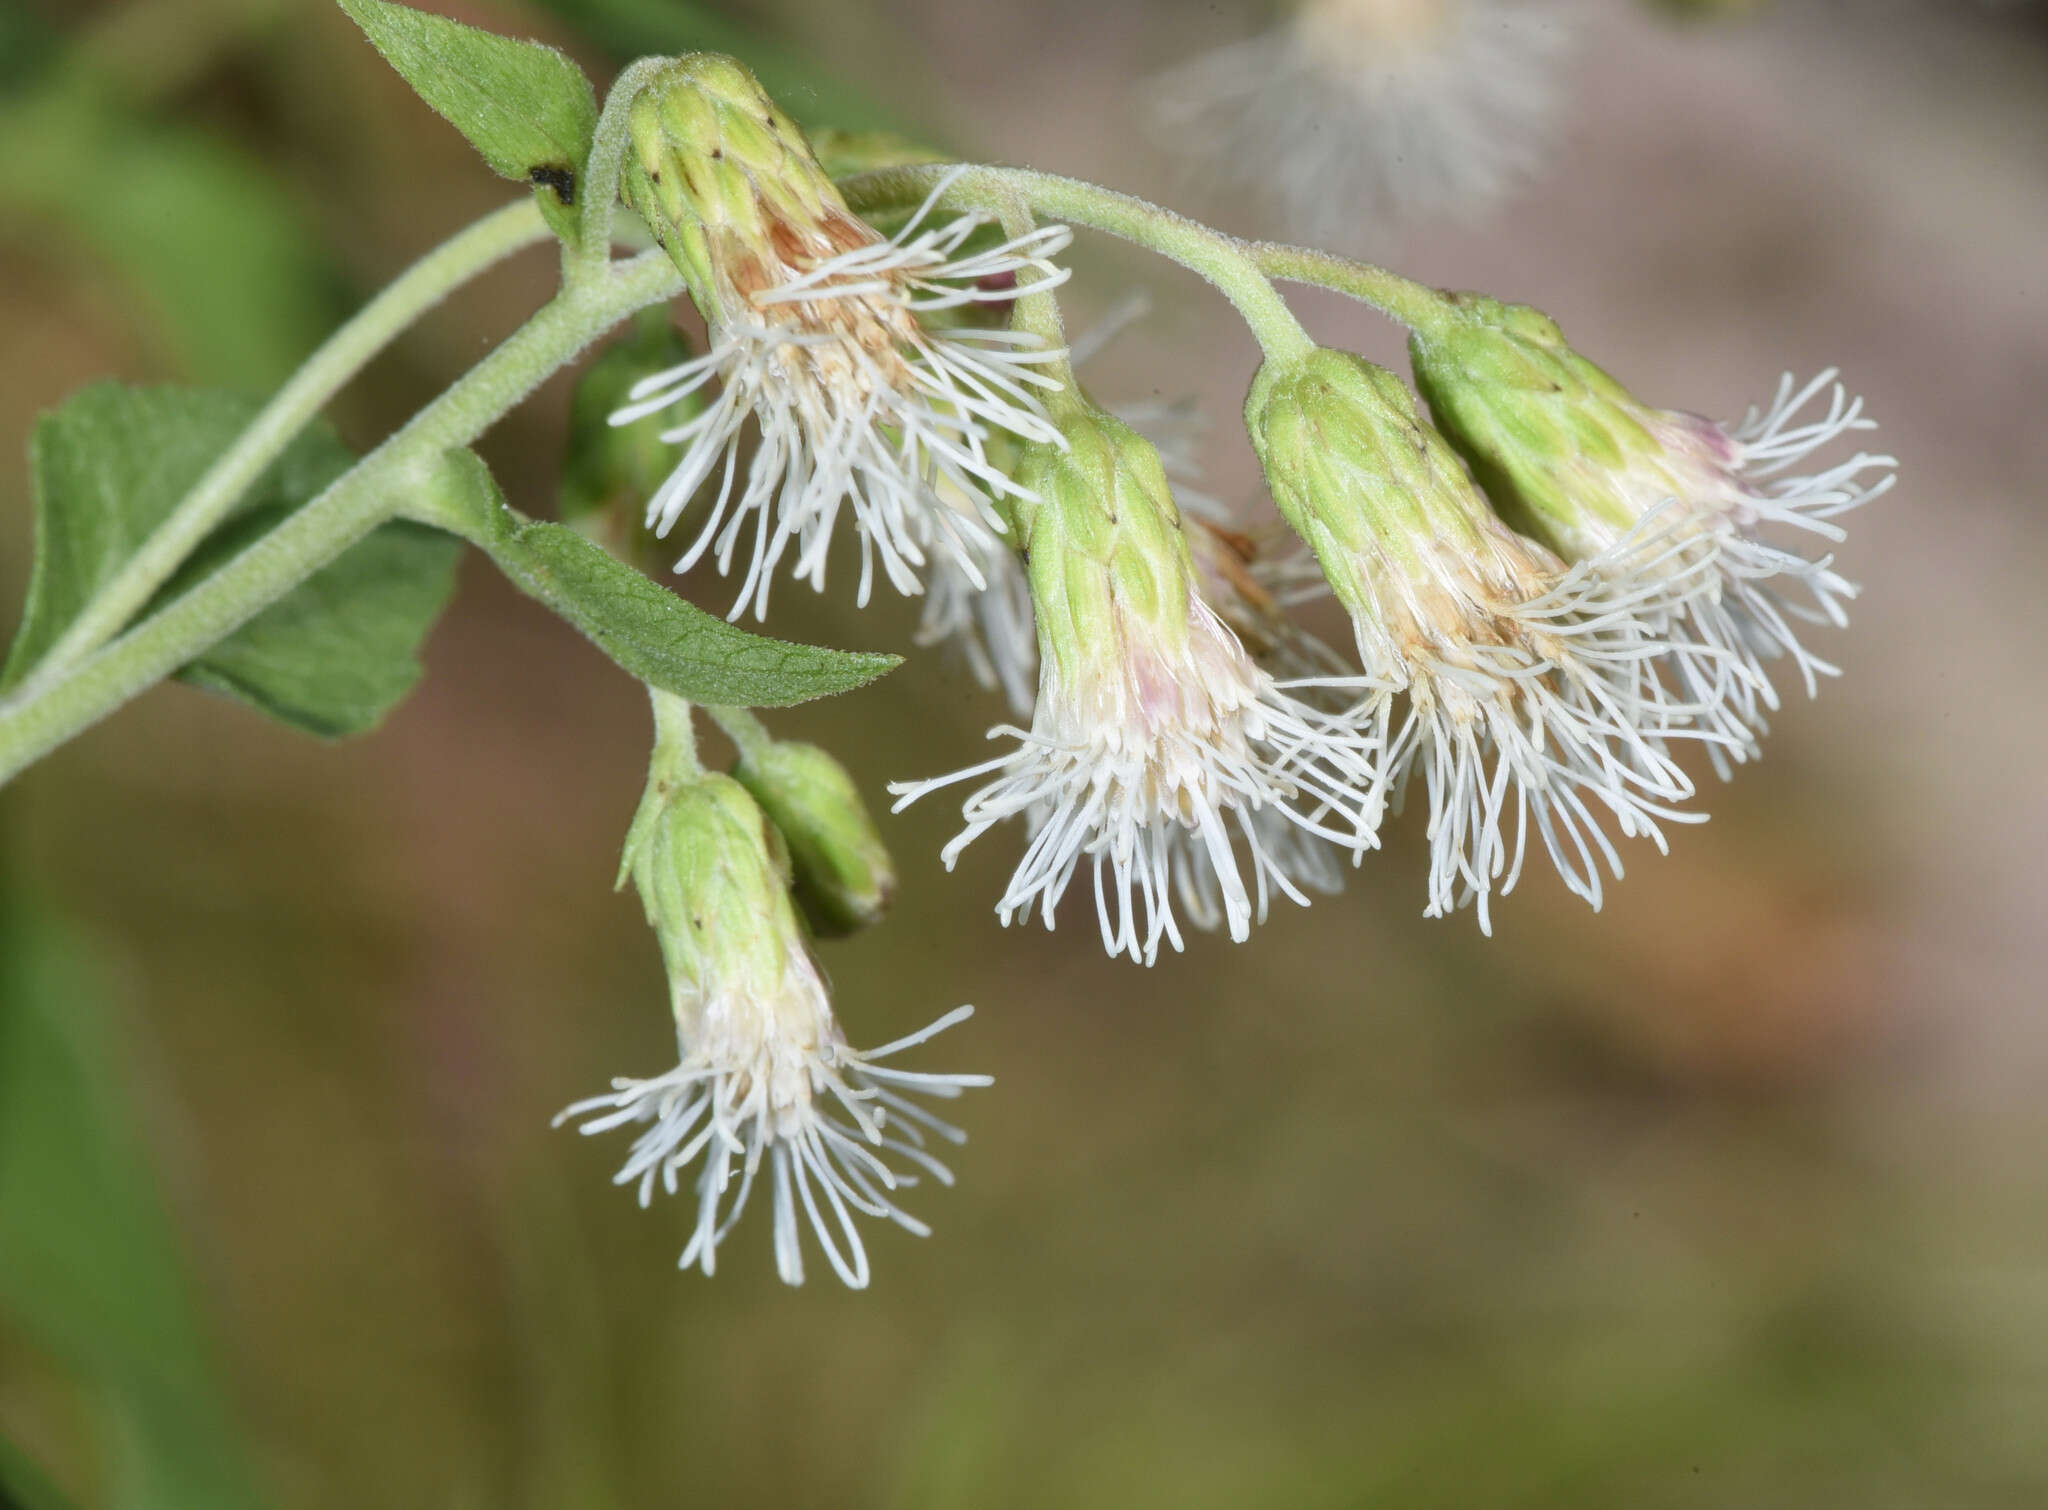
[8,383,460,737]
[336,0,596,234]
[427,449,898,707]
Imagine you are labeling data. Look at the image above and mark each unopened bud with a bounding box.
[733,741,895,938]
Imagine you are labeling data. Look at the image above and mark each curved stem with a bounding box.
[573,57,671,284]
[990,188,1081,417]
[1247,242,1451,333]
[0,248,684,788]
[10,198,555,703]
[842,165,1315,365]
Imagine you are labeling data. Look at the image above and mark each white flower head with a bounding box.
[1145,0,1573,252]
[617,58,1072,620]
[893,410,1382,965]
[1409,297,1897,773]
[1250,349,1726,931]
[559,770,987,1287]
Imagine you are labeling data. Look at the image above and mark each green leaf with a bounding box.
[0,900,264,1510]
[335,0,596,235]
[172,514,462,740]
[7,383,461,737]
[427,449,898,707]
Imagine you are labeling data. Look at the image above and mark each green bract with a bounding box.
[1408,294,1678,559]
[1245,347,1494,621]
[1013,407,1198,697]
[734,741,896,938]
[621,54,850,318]
[620,766,803,1007]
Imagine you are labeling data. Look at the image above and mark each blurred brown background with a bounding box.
[3,0,2047,1505]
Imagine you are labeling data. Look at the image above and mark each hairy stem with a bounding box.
[12,198,555,702]
[573,57,671,284]
[841,165,1316,364]
[647,686,702,778]
[707,705,772,760]
[0,248,684,787]
[1246,242,1451,333]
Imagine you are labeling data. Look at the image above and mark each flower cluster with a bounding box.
[557,51,1894,1287]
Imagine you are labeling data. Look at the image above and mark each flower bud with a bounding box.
[733,741,896,938]
[1406,294,1687,560]
[1246,347,1502,630]
[560,309,701,539]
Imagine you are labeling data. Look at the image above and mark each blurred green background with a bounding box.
[4,0,2048,1505]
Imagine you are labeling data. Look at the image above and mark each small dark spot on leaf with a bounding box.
[529,165,576,206]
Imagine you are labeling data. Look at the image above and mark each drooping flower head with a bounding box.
[1248,348,1720,931]
[1145,0,1572,252]
[1409,295,1897,770]
[893,406,1382,965]
[613,56,1072,618]
[732,737,897,939]
[559,758,986,1287]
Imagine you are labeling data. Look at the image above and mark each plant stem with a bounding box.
[573,57,670,285]
[647,686,701,778]
[708,705,772,761]
[0,248,683,788]
[12,198,555,703]
[1246,242,1450,333]
[991,189,1081,417]
[841,165,1315,365]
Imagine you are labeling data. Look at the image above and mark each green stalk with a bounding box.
[841,165,1316,365]
[0,247,683,787]
[1246,242,1451,334]
[11,197,555,701]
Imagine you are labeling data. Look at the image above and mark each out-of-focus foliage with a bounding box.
[0,7,340,389]
[527,0,901,131]
[0,897,261,1510]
